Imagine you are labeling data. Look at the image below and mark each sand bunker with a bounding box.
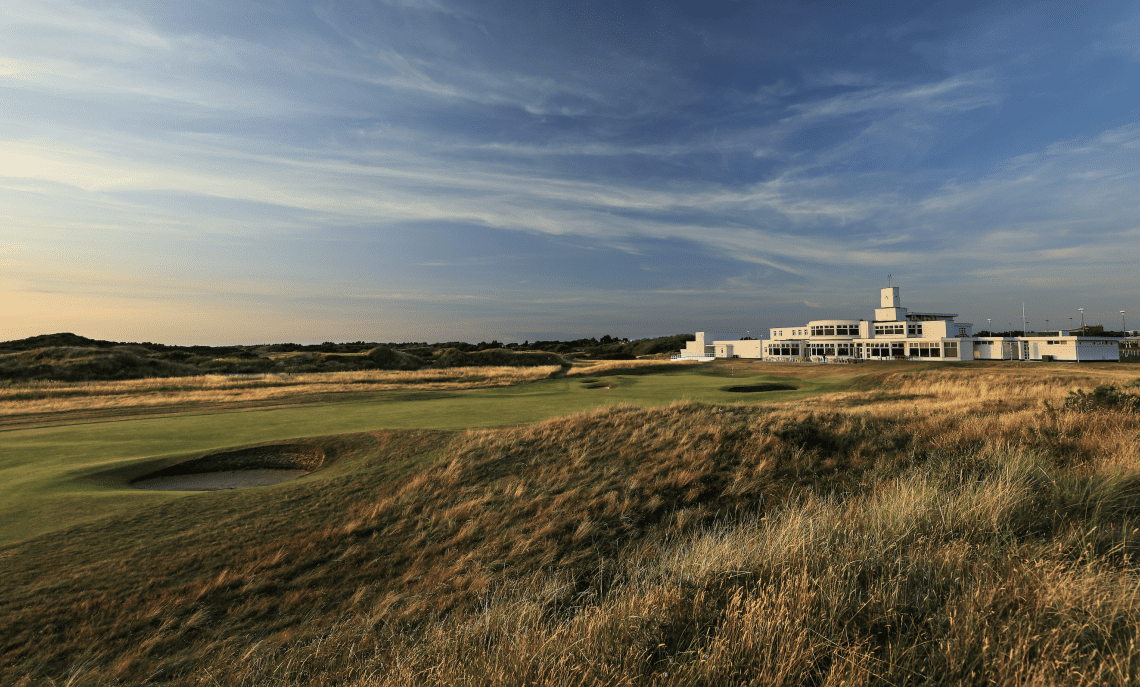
[134,469,308,491]
[132,443,324,492]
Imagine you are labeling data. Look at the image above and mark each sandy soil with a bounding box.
[133,469,308,491]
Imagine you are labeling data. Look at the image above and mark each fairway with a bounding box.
[0,362,850,547]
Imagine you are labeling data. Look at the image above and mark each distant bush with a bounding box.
[434,348,471,368]
[366,346,425,371]
[1064,385,1140,412]
[627,333,696,357]
[399,346,439,360]
[432,348,562,368]
[0,348,200,381]
[466,349,564,367]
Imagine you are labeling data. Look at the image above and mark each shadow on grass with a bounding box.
[722,383,799,393]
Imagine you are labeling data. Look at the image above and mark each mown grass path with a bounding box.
[0,361,861,547]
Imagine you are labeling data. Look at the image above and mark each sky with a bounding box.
[4,0,1140,345]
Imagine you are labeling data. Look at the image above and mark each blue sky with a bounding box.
[4,0,1140,344]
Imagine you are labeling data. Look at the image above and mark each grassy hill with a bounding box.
[0,332,696,383]
[2,362,1139,684]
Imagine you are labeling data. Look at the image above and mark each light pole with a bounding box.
[1123,311,1128,335]
[1046,319,1049,333]
[987,318,991,335]
[1079,308,1085,331]
[1069,317,1073,332]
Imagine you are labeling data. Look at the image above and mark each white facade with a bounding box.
[677,287,1121,363]
[756,287,976,362]
[967,335,1120,362]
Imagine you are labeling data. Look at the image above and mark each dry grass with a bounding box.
[5,364,1140,685]
[0,366,561,420]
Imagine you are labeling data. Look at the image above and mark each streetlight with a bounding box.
[1079,308,1085,330]
[987,318,991,334]
[1123,311,1128,335]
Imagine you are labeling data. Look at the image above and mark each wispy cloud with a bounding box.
[4,0,1140,342]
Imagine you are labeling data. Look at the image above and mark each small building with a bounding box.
[676,286,1121,363]
[969,334,1120,362]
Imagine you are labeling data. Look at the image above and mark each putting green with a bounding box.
[0,364,852,547]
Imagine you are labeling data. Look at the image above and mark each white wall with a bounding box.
[1074,340,1120,361]
[726,339,764,358]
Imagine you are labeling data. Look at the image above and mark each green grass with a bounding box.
[0,362,850,548]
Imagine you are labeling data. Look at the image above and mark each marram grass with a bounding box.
[2,363,1140,685]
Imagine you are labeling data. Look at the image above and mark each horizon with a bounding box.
[5,0,1140,345]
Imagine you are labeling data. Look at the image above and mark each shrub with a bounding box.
[466,349,564,367]
[434,348,563,368]
[434,347,471,368]
[1063,385,1140,412]
[366,346,425,370]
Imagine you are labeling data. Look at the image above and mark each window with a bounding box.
[944,342,957,358]
[908,341,946,357]
[867,343,892,357]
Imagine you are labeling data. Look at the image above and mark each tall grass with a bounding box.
[4,365,1140,685]
[0,366,561,420]
[213,438,1140,686]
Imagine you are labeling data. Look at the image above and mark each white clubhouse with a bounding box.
[677,287,1121,363]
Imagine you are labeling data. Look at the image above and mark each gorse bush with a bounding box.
[366,345,425,371]
[435,348,564,368]
[1064,384,1140,412]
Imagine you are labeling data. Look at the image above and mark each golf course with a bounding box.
[0,359,849,547]
[3,358,1140,685]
